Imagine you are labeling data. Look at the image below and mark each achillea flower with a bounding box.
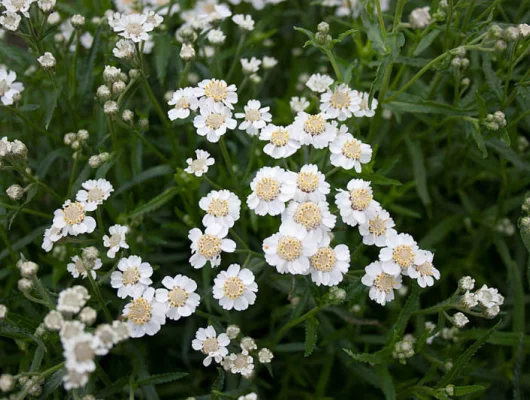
[361,261,402,306]
[192,325,230,366]
[123,287,166,338]
[155,275,200,320]
[188,224,236,268]
[111,255,153,299]
[213,264,258,311]
[247,166,295,216]
[199,190,241,228]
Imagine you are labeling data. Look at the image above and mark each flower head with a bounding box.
[378,233,419,275]
[320,84,361,121]
[213,264,258,311]
[199,190,241,228]
[185,149,215,177]
[75,179,114,211]
[111,255,153,299]
[335,179,381,227]
[194,102,237,142]
[155,275,200,320]
[291,112,337,149]
[259,124,301,159]
[168,87,201,120]
[306,73,334,93]
[103,224,129,258]
[235,99,271,136]
[329,125,372,172]
[192,325,230,366]
[123,287,166,338]
[247,166,295,216]
[361,261,402,306]
[189,224,236,268]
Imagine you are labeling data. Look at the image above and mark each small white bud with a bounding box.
[37,52,56,69]
[226,325,240,339]
[78,307,97,325]
[0,304,7,320]
[96,85,111,102]
[103,100,119,115]
[18,278,33,292]
[122,109,134,123]
[20,261,38,277]
[112,80,126,96]
[180,43,196,61]
[258,348,274,363]
[103,66,122,84]
[0,374,15,392]
[458,276,475,291]
[452,312,469,328]
[77,129,89,141]
[71,14,86,28]
[88,155,101,168]
[6,184,24,200]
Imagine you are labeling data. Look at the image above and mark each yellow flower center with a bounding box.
[417,261,434,276]
[369,215,387,236]
[74,340,94,362]
[233,353,250,369]
[87,187,105,203]
[245,108,261,122]
[256,177,280,201]
[296,171,319,193]
[277,236,302,261]
[204,81,227,101]
[392,245,415,268]
[168,287,189,308]
[223,277,245,300]
[202,337,219,354]
[74,258,87,274]
[349,188,372,210]
[63,202,85,225]
[205,113,225,130]
[310,247,336,272]
[126,22,144,36]
[198,234,222,259]
[294,202,322,230]
[270,129,289,146]
[127,298,152,325]
[330,90,350,109]
[122,267,140,285]
[342,139,362,160]
[176,98,190,109]
[303,115,326,136]
[208,198,229,217]
[374,273,396,293]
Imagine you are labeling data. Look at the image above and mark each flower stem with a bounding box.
[67,152,79,199]
[87,272,113,322]
[226,33,247,82]
[272,305,324,346]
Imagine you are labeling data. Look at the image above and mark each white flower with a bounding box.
[52,200,97,236]
[460,291,478,309]
[38,0,55,12]
[361,261,402,306]
[197,78,238,109]
[289,96,310,113]
[189,224,236,268]
[0,11,21,31]
[93,324,117,355]
[291,112,337,149]
[358,209,396,247]
[2,0,35,18]
[144,10,163,28]
[235,99,271,135]
[484,305,500,319]
[232,14,255,31]
[42,226,63,252]
[306,73,334,93]
[320,84,361,121]
[123,287,166,338]
[63,370,89,390]
[168,87,201,120]
[194,0,232,23]
[335,179,381,227]
[113,39,135,59]
[262,56,278,68]
[37,52,56,69]
[378,233,419,275]
[0,66,24,105]
[282,200,336,244]
[263,222,318,274]
[103,224,129,258]
[44,310,64,330]
[258,348,273,363]
[207,28,226,44]
[329,125,372,172]
[354,91,378,117]
[260,124,301,159]
[224,352,254,376]
[459,276,475,291]
[308,244,350,286]
[60,320,85,342]
[155,275,200,320]
[112,13,154,42]
[194,102,237,142]
[518,23,530,38]
[475,285,504,308]
[180,43,196,60]
[452,312,469,328]
[185,149,215,176]
[241,57,262,74]
[247,166,295,216]
[192,325,230,366]
[75,178,114,211]
[67,255,102,279]
[283,164,330,202]
[407,250,440,288]
[80,32,93,48]
[238,394,258,400]
[213,264,258,311]
[240,336,257,352]
[57,286,90,314]
[63,333,98,374]
[226,325,240,339]
[78,306,97,325]
[199,190,241,228]
[409,6,431,29]
[111,255,153,299]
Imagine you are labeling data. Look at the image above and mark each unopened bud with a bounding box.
[6,184,24,200]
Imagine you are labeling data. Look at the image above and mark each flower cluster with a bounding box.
[0,66,24,106]
[458,277,504,319]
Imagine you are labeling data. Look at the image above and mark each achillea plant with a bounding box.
[0,0,529,398]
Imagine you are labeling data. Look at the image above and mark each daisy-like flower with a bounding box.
[75,179,114,211]
[185,149,215,177]
[475,285,504,308]
[103,224,129,258]
[197,78,238,109]
[112,13,154,42]
[320,83,361,121]
[168,87,201,120]
[335,179,381,227]
[0,66,24,106]
[52,200,97,236]
[361,261,402,306]
[306,73,334,93]
[192,325,230,366]
[263,222,318,274]
[199,190,241,228]
[262,56,278,69]
[282,201,336,244]
[188,224,236,268]
[155,275,200,320]
[309,244,350,286]
[291,112,337,149]
[113,38,135,59]
[232,14,254,30]
[223,352,254,376]
[290,96,310,113]
[67,255,102,279]
[123,287,166,338]
[2,0,35,18]
[42,226,63,252]
[111,255,153,299]
[195,0,232,23]
[378,233,419,275]
[260,124,301,159]
[240,57,262,74]
[354,91,378,117]
[247,166,295,216]
[213,264,258,311]
[358,209,396,247]
[57,286,90,314]
[235,99,271,136]
[407,250,440,288]
[0,11,21,32]
[283,164,330,202]
[63,333,98,376]
[329,125,372,172]
[193,102,237,143]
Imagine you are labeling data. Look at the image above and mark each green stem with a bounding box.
[88,272,113,322]
[132,129,170,164]
[0,203,51,218]
[178,62,191,88]
[226,33,247,82]
[324,48,343,82]
[272,305,324,346]
[31,276,55,309]
[219,137,238,184]
[229,228,249,250]
[375,0,387,41]
[96,207,105,236]
[203,175,223,190]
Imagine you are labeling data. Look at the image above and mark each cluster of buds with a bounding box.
[450,47,469,70]
[432,0,448,21]
[315,22,332,46]
[392,334,415,364]
[88,152,111,169]
[64,129,90,155]
[0,137,28,165]
[484,111,507,131]
[495,217,515,236]
[0,375,44,397]
[97,66,129,115]
[458,276,504,319]
[38,0,56,13]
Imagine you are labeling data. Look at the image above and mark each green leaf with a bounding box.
[464,120,487,158]
[413,30,442,56]
[453,385,486,396]
[80,25,101,97]
[8,183,39,229]
[482,54,503,101]
[154,34,171,85]
[343,348,390,364]
[135,372,188,387]
[212,368,225,392]
[376,364,396,400]
[114,165,173,195]
[19,104,41,112]
[437,320,501,387]
[304,316,318,357]
[360,9,385,54]
[40,369,66,399]
[419,215,461,248]
[358,173,402,186]
[0,322,47,352]
[487,140,530,171]
[95,376,129,397]
[387,96,475,116]
[389,283,420,345]
[293,26,315,41]
[405,137,431,206]
[44,88,61,130]
[127,186,179,218]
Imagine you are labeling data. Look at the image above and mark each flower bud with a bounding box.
[37,52,56,69]
[6,184,24,200]
[103,100,119,115]
[0,374,15,392]
[96,85,111,102]
[88,155,101,168]
[11,140,27,158]
[495,40,507,52]
[77,129,89,141]
[129,69,140,79]
[180,43,196,61]
[38,0,56,13]
[18,278,33,292]
[452,312,469,328]
[317,21,329,34]
[504,26,520,41]
[489,24,503,38]
[71,14,85,28]
[458,276,475,291]
[122,109,134,123]
[20,261,38,277]
[103,66,121,84]
[0,304,7,320]
[112,80,126,96]
[82,246,99,261]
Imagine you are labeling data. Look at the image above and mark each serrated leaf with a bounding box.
[212,368,225,392]
[135,372,188,387]
[0,322,47,352]
[390,283,420,345]
[304,316,318,357]
[128,186,179,218]
[482,54,503,101]
[413,30,441,56]
[453,385,485,396]
[293,26,315,40]
[464,120,487,158]
[343,348,390,364]
[376,364,396,400]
